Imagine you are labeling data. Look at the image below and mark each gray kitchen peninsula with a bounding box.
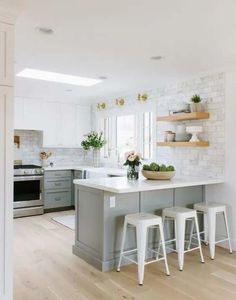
[73,176,223,271]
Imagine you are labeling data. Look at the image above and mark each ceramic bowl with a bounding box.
[142,170,176,180]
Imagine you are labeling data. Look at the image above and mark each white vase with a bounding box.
[190,103,202,112]
[41,159,48,167]
[93,149,100,168]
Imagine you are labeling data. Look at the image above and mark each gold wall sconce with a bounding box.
[97,102,106,110]
[137,93,148,102]
[115,98,125,106]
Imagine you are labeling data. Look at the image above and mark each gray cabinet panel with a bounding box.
[44,170,72,210]
[78,187,104,259]
[175,186,203,208]
[103,192,139,261]
[44,190,71,209]
[44,178,71,190]
[44,170,71,179]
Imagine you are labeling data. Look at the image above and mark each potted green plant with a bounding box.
[190,94,203,112]
[81,131,106,167]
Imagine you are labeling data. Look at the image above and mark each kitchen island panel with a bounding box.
[103,192,139,265]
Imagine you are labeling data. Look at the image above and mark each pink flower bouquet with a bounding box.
[124,151,142,167]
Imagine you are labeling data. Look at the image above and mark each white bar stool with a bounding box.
[162,207,204,271]
[189,202,233,259]
[117,213,170,285]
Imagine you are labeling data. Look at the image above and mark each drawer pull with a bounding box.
[54,182,62,186]
[55,197,61,201]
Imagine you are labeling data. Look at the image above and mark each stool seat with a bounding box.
[194,202,226,213]
[126,213,162,227]
[117,212,170,285]
[163,207,196,218]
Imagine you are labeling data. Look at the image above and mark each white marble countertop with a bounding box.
[73,176,224,194]
[43,165,126,177]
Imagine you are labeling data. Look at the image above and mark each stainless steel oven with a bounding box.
[14,165,44,218]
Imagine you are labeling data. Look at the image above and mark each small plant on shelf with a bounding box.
[191,94,202,103]
[190,94,203,112]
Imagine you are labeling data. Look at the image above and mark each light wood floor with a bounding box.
[14,211,236,300]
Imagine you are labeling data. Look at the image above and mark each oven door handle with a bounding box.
[14,175,44,182]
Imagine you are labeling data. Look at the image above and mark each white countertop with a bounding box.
[73,176,224,194]
[43,165,126,177]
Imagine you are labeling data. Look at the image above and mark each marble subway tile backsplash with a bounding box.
[14,130,89,166]
[156,73,225,178]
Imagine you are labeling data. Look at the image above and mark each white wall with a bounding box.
[207,70,236,250]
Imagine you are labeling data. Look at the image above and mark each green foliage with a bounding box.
[142,162,175,172]
[142,164,151,171]
[191,94,201,103]
[150,162,159,171]
[81,131,107,150]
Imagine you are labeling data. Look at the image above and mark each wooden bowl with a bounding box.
[142,170,176,180]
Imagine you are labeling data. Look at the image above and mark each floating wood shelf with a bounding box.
[157,141,209,147]
[157,112,209,122]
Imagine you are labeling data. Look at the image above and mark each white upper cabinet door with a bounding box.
[0,22,14,86]
[14,97,24,129]
[76,105,91,146]
[23,98,43,130]
[60,103,77,147]
[42,102,60,147]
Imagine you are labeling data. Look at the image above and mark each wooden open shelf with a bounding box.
[157,112,209,122]
[157,141,209,147]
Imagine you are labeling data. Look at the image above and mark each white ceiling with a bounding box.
[10,0,236,103]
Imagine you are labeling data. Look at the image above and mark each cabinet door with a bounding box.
[23,98,43,130]
[0,22,14,86]
[60,103,77,147]
[14,97,24,129]
[42,102,60,147]
[76,105,91,146]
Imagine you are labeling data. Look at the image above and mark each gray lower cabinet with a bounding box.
[44,170,72,210]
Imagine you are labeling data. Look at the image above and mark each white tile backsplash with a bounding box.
[14,130,91,166]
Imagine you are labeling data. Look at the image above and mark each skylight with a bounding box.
[16,68,103,87]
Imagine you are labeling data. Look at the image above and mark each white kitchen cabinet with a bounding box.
[14,97,91,148]
[42,102,61,147]
[76,105,91,146]
[60,103,77,147]
[14,97,43,130]
[0,22,14,86]
[23,98,42,130]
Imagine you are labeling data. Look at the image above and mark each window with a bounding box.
[116,115,137,159]
[98,108,155,162]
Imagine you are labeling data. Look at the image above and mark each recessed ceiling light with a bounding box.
[16,68,103,87]
[150,56,163,60]
[35,27,54,35]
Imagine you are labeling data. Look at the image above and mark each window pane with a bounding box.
[100,117,111,157]
[143,112,153,160]
[117,115,136,159]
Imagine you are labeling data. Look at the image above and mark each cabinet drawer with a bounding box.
[44,170,71,179]
[44,190,71,209]
[44,178,71,190]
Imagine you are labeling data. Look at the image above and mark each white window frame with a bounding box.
[96,103,156,165]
